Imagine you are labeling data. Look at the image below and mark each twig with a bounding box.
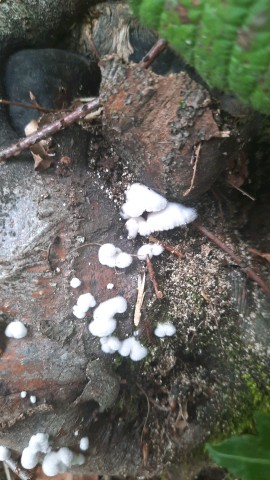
[0,98,58,113]
[134,273,146,326]
[183,142,201,197]
[196,223,270,297]
[4,458,32,480]
[0,97,100,161]
[146,255,163,299]
[149,235,185,258]
[3,462,12,480]
[227,181,256,201]
[141,38,168,69]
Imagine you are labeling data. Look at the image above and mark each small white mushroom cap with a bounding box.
[121,183,168,218]
[0,446,11,461]
[20,391,27,398]
[100,336,121,353]
[93,296,127,321]
[154,322,176,337]
[30,395,36,404]
[89,318,117,337]
[118,337,148,361]
[57,447,74,467]
[98,243,118,265]
[130,341,148,361]
[114,252,133,268]
[146,202,197,233]
[137,243,164,260]
[21,447,39,469]
[28,433,50,453]
[98,244,133,269]
[152,243,164,256]
[79,437,89,451]
[72,305,86,319]
[70,277,81,288]
[77,293,96,312]
[42,452,66,476]
[5,320,27,339]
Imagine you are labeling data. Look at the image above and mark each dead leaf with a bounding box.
[32,152,52,171]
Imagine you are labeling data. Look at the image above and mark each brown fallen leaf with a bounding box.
[32,152,53,171]
[248,247,270,263]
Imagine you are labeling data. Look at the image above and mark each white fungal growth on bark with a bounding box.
[98,243,132,268]
[154,322,176,337]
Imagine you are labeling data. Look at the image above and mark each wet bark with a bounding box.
[0,2,270,480]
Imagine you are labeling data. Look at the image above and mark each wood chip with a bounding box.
[134,273,146,326]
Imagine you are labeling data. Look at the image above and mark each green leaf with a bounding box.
[129,0,270,114]
[205,412,270,480]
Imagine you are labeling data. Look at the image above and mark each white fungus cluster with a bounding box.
[89,296,127,337]
[100,336,121,353]
[0,446,11,461]
[137,243,164,260]
[122,183,197,238]
[73,293,96,319]
[118,336,148,361]
[5,320,27,339]
[154,322,176,338]
[98,243,133,269]
[21,433,50,469]
[42,448,85,477]
[121,183,167,218]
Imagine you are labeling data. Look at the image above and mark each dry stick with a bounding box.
[0,97,58,113]
[0,97,100,161]
[4,458,32,480]
[149,235,185,258]
[183,142,202,197]
[146,255,163,299]
[196,223,270,297]
[227,181,256,201]
[141,38,168,69]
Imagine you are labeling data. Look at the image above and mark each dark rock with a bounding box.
[4,49,101,135]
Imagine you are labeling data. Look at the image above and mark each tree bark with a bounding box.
[0,2,270,479]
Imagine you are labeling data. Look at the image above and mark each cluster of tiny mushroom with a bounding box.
[1,183,197,476]
[71,183,197,361]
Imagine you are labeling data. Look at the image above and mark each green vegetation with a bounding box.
[206,412,270,480]
[129,0,270,114]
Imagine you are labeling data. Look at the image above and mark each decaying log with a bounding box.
[98,55,241,201]
[0,2,270,480]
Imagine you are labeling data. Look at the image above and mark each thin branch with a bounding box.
[227,181,256,201]
[0,97,100,161]
[0,97,58,113]
[4,458,32,480]
[196,223,270,297]
[146,255,163,299]
[183,142,201,197]
[141,38,168,69]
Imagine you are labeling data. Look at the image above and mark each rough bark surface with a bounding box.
[0,1,270,480]
[99,56,238,200]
